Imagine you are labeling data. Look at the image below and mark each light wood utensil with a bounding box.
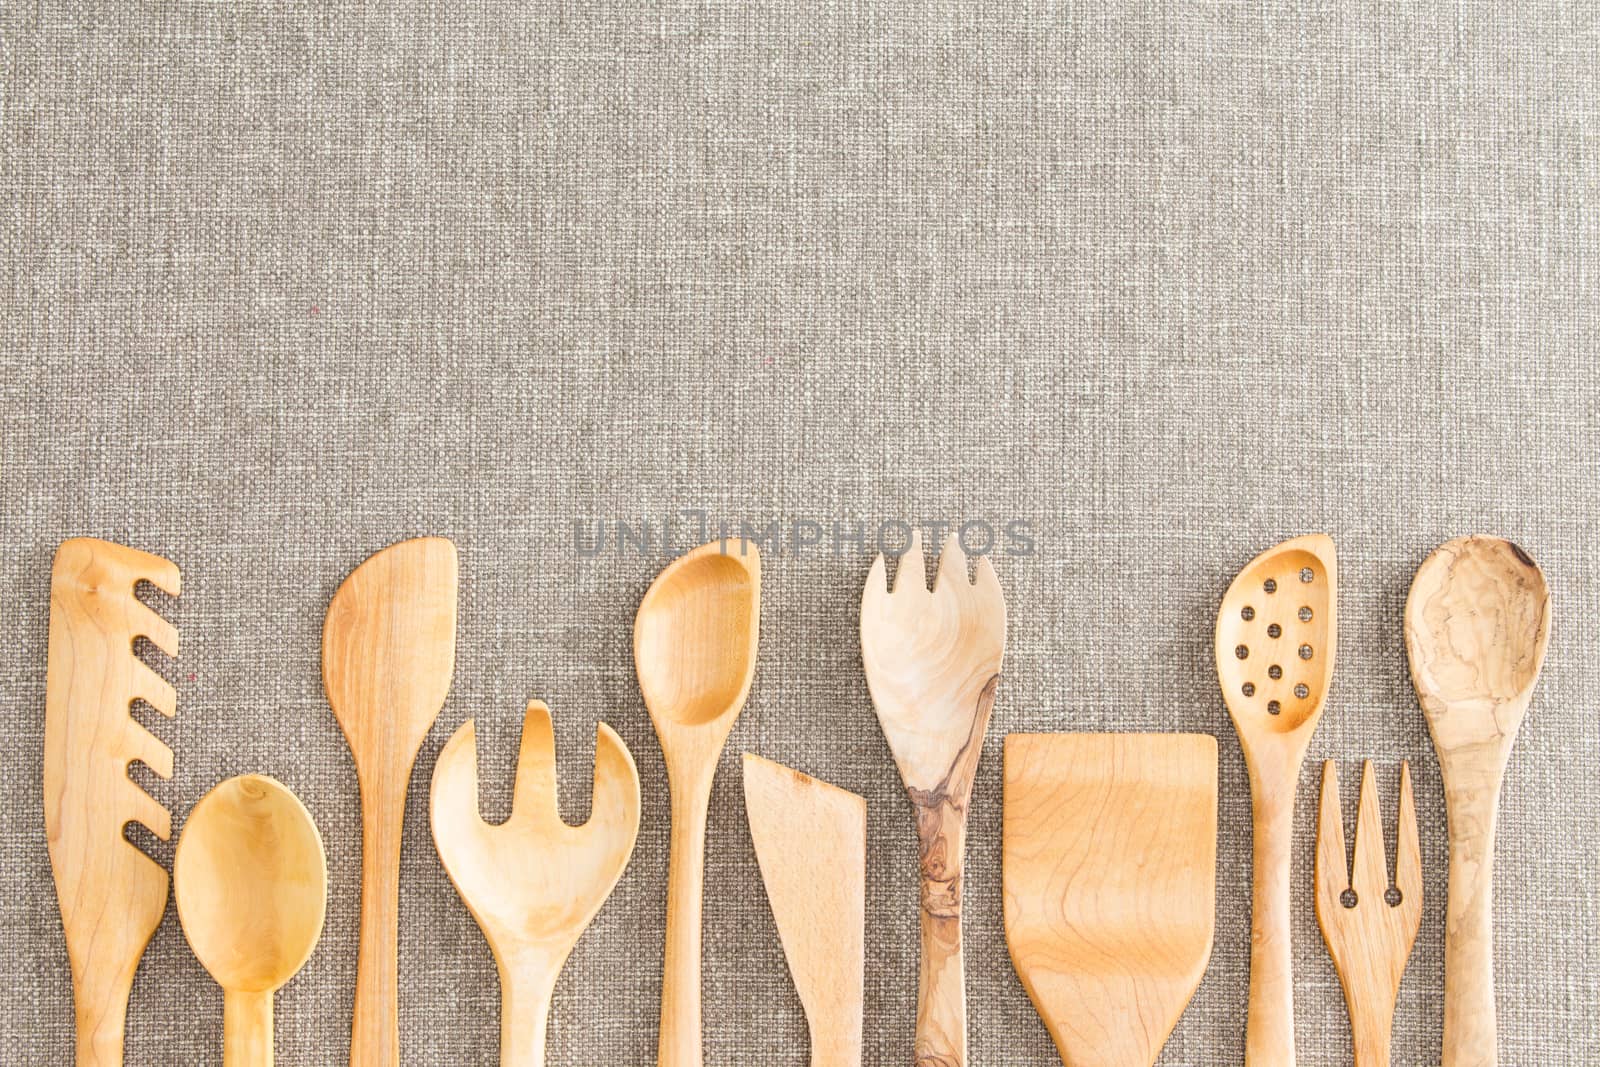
[323,536,459,1066]
[1215,532,1337,1066]
[1314,760,1422,1067]
[1003,733,1218,1067]
[742,753,866,1067]
[1405,535,1550,1067]
[430,700,641,1066]
[175,775,328,1067]
[860,531,1006,1067]
[634,539,761,1067]
[45,538,181,1066]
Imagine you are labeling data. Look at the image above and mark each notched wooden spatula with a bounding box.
[431,700,640,1067]
[45,538,181,1066]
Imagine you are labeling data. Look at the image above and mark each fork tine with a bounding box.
[893,529,927,596]
[1351,760,1388,902]
[1395,760,1422,908]
[431,719,484,831]
[512,700,559,821]
[1314,760,1347,915]
[933,533,969,595]
[974,553,1003,608]
[865,551,888,597]
[589,722,642,842]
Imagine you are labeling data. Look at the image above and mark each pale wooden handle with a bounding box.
[224,989,273,1067]
[352,789,405,1067]
[499,959,557,1067]
[914,796,968,1067]
[1346,985,1394,1067]
[658,776,712,1067]
[1442,780,1503,1067]
[73,963,134,1067]
[1246,777,1297,1067]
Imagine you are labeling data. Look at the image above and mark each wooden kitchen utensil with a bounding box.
[324,536,458,1066]
[1215,533,1337,1066]
[861,531,1006,1067]
[1406,535,1550,1067]
[430,700,641,1066]
[1003,733,1218,1067]
[634,539,761,1067]
[175,775,328,1067]
[1314,761,1422,1067]
[742,753,866,1067]
[45,538,181,1066]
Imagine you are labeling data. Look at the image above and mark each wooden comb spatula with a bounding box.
[743,753,866,1067]
[1314,761,1422,1067]
[1003,733,1218,1067]
[861,532,1006,1067]
[324,537,458,1066]
[1215,533,1337,1066]
[1406,536,1550,1067]
[46,538,181,1066]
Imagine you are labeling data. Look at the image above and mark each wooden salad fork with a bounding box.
[1314,761,1422,1067]
[861,531,1006,1067]
[45,538,181,1066]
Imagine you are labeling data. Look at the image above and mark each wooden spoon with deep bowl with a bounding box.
[635,539,760,1067]
[1406,535,1550,1067]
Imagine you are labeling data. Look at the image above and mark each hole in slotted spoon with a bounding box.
[1267,623,1282,638]
[1300,566,1315,583]
[1242,682,1256,697]
[1299,606,1313,622]
[1241,606,1255,621]
[1268,665,1282,680]
[1299,644,1314,660]
[1235,645,1250,660]
[1267,700,1281,715]
[1263,578,1278,594]
[1294,683,1309,698]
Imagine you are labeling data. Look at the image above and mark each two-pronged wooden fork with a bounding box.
[861,531,1006,1067]
[1315,760,1423,1067]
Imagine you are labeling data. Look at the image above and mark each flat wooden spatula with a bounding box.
[324,536,458,1066]
[1003,733,1218,1067]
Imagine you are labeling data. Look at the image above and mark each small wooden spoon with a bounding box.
[323,536,459,1065]
[175,775,328,1067]
[1406,536,1550,1067]
[1214,533,1337,1066]
[431,700,641,1066]
[634,539,761,1067]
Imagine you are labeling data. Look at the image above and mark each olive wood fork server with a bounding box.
[861,531,1006,1067]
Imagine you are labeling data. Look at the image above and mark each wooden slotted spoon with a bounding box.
[323,536,459,1065]
[1215,533,1337,1066]
[431,700,641,1066]
[861,531,1006,1067]
[635,539,761,1067]
[1405,536,1550,1067]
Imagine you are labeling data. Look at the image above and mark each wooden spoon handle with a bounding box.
[499,959,558,1067]
[224,989,273,1067]
[352,790,405,1067]
[659,775,712,1067]
[914,794,968,1067]
[1442,777,1505,1067]
[1245,771,1298,1067]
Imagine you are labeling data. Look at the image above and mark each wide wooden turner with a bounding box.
[1003,733,1218,1067]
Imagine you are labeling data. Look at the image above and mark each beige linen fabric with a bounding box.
[3,2,1597,1063]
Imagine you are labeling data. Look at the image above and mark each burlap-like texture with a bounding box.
[3,2,1597,1063]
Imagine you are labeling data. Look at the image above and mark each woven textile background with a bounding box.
[3,2,1597,1064]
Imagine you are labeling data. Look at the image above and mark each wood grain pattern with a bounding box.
[1002,733,1218,1067]
[634,539,761,1067]
[1405,535,1550,1067]
[175,774,328,1067]
[431,700,640,1067]
[742,753,866,1067]
[323,536,458,1067]
[45,537,181,1066]
[1314,761,1422,1067]
[861,532,1006,1067]
[1214,533,1337,1067]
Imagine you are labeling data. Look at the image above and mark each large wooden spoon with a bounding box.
[634,539,760,1067]
[323,536,459,1065]
[1406,536,1550,1067]
[1215,533,1337,1066]
[175,775,328,1067]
